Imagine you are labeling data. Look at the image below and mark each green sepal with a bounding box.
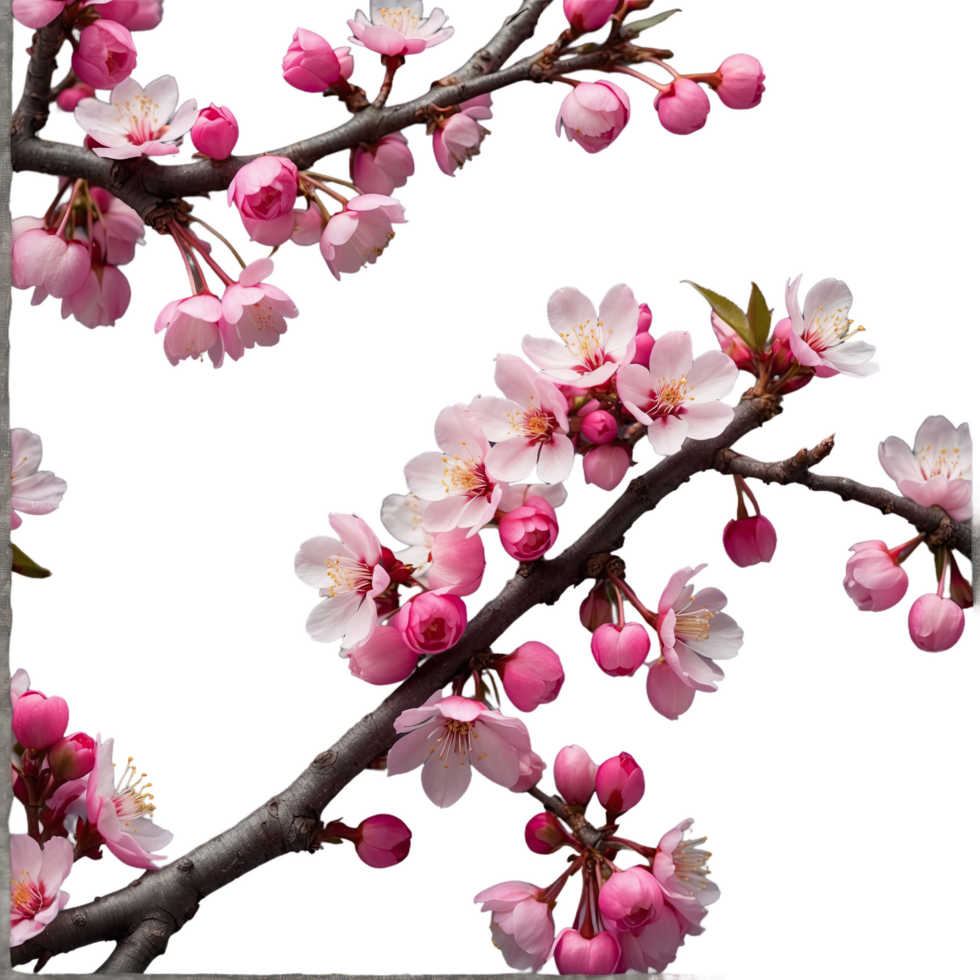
[682,280,753,347]
[746,281,773,352]
[622,9,682,37]
[11,544,52,579]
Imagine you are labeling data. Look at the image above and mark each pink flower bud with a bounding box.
[843,540,909,612]
[47,732,96,780]
[13,0,70,29]
[394,591,467,654]
[716,53,766,110]
[591,622,650,677]
[501,752,548,796]
[598,865,664,930]
[723,515,777,567]
[767,317,795,374]
[498,496,559,561]
[563,0,620,32]
[347,625,419,685]
[630,300,657,367]
[711,311,755,373]
[354,814,412,868]
[427,527,486,597]
[12,230,91,299]
[72,21,138,90]
[553,928,621,976]
[227,156,298,221]
[646,659,696,720]
[191,104,239,160]
[56,83,95,113]
[654,78,710,136]
[495,641,565,712]
[433,95,493,175]
[580,410,618,445]
[908,594,966,652]
[583,444,630,491]
[92,1,164,31]
[554,744,598,806]
[556,80,630,154]
[525,811,571,854]
[595,751,645,816]
[12,691,69,750]
[580,584,614,632]
[352,133,414,196]
[283,28,351,93]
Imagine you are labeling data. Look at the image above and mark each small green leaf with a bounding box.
[623,9,682,37]
[11,544,52,579]
[682,280,753,347]
[746,282,772,352]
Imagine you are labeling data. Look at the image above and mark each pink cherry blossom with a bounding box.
[12,229,91,299]
[88,188,145,265]
[580,409,617,444]
[596,751,645,816]
[656,564,743,692]
[218,257,298,362]
[283,28,354,92]
[843,540,909,612]
[563,0,619,32]
[227,156,299,221]
[154,292,224,366]
[9,835,72,946]
[10,428,67,531]
[404,403,503,536]
[784,275,878,377]
[393,590,467,654]
[646,658,696,720]
[75,75,197,158]
[190,103,239,160]
[494,641,565,712]
[352,133,414,195]
[13,0,92,28]
[291,207,327,246]
[348,1,454,57]
[85,735,172,868]
[388,694,531,807]
[524,283,639,388]
[319,193,407,279]
[346,625,419,684]
[498,496,560,561]
[56,83,95,113]
[87,1,163,30]
[878,416,972,522]
[555,80,631,153]
[598,865,665,931]
[723,514,777,567]
[583,443,631,490]
[653,818,719,918]
[12,690,69,750]
[61,262,131,329]
[433,94,492,175]
[715,54,766,109]
[71,21,138,90]
[351,810,416,871]
[474,880,556,971]
[908,593,965,652]
[294,513,391,647]
[655,78,710,135]
[616,905,686,973]
[591,622,651,677]
[510,749,547,792]
[426,527,486,595]
[553,927,621,975]
[617,330,738,455]
[554,744,598,806]
[472,354,573,484]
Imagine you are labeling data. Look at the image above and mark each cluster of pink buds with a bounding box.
[9,668,173,945]
[476,745,717,974]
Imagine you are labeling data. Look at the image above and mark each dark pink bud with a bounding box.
[283,28,351,93]
[47,732,96,780]
[908,594,965,652]
[563,0,620,32]
[227,156,298,222]
[554,744,598,806]
[711,312,755,373]
[580,584,614,632]
[580,410,618,445]
[394,591,467,654]
[716,53,766,110]
[524,811,570,854]
[582,444,630,491]
[56,83,95,113]
[94,1,164,31]
[12,691,69,750]
[191,104,239,160]
[591,622,650,677]
[723,515,777,567]
[646,659,695,720]
[598,865,664,930]
[553,928,621,975]
[948,554,974,610]
[636,302,652,333]
[495,641,564,712]
[767,317,796,375]
[654,78,710,136]
[595,751,645,816]
[498,496,559,561]
[631,330,655,365]
[353,814,412,868]
[72,21,138,90]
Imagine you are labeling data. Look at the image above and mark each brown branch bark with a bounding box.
[9,399,972,972]
[526,785,608,850]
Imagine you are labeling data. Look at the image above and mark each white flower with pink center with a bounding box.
[404,403,504,536]
[784,275,878,378]
[617,331,738,455]
[878,416,972,522]
[656,565,743,692]
[10,428,67,531]
[348,1,454,57]
[470,354,573,484]
[74,75,198,159]
[523,283,639,388]
[295,514,392,647]
[9,834,72,946]
[387,693,531,807]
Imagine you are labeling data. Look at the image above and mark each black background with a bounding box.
[7,3,978,977]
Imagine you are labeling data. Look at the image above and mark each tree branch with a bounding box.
[10,397,972,971]
[526,785,607,851]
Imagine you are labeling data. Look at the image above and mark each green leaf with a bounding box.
[746,282,772,352]
[622,9,682,37]
[682,280,753,347]
[11,544,52,579]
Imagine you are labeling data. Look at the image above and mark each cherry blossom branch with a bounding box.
[10,0,641,225]
[526,785,608,850]
[10,388,971,971]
